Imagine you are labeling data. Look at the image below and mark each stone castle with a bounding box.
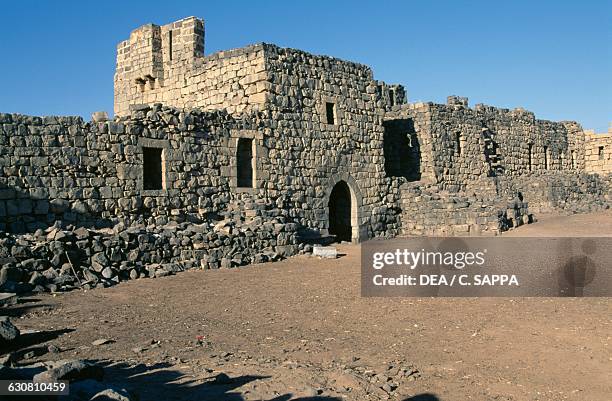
[2,16,612,246]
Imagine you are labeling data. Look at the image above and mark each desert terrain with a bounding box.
[3,212,612,401]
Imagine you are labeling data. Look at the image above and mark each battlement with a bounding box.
[114,17,406,116]
[114,17,205,114]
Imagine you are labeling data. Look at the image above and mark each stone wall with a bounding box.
[495,172,612,214]
[384,98,586,192]
[400,182,530,237]
[384,98,610,233]
[584,130,612,174]
[259,44,406,241]
[0,106,261,231]
[6,16,612,251]
[115,17,268,116]
[0,94,406,244]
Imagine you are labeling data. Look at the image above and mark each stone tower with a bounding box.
[114,16,205,115]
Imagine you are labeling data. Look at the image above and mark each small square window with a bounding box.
[325,102,336,125]
[143,147,164,190]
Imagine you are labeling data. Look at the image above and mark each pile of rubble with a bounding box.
[0,217,300,294]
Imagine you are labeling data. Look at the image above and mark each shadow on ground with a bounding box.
[100,361,344,401]
[1,328,74,355]
[403,394,441,401]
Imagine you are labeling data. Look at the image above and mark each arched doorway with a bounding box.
[328,181,352,242]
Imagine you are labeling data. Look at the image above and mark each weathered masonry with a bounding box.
[2,16,611,245]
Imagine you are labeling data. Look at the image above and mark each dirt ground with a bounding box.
[5,212,612,401]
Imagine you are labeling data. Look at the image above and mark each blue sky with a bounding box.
[0,0,610,131]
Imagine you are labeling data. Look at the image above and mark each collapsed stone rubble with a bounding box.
[0,214,301,294]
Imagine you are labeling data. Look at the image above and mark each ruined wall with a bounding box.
[0,106,313,285]
[495,172,611,214]
[1,89,406,245]
[115,17,268,116]
[584,130,612,174]
[0,107,263,231]
[385,98,610,233]
[400,182,530,236]
[384,98,586,192]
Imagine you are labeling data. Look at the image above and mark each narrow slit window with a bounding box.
[143,147,164,190]
[237,138,254,188]
[528,144,533,171]
[599,146,605,160]
[168,30,173,61]
[325,102,336,125]
[456,133,463,156]
[389,89,395,107]
[544,146,549,170]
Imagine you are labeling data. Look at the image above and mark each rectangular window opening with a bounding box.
[389,89,395,107]
[598,146,605,160]
[237,138,254,188]
[544,146,549,170]
[325,102,336,125]
[143,147,164,190]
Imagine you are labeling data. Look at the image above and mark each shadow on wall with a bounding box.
[99,361,344,401]
[0,184,113,233]
[383,119,421,181]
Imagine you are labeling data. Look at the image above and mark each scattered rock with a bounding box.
[313,246,338,259]
[0,316,20,343]
[33,359,104,383]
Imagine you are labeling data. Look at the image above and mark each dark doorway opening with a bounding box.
[237,138,254,188]
[382,119,421,181]
[143,147,163,190]
[328,181,352,242]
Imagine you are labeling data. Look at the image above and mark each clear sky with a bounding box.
[0,0,610,132]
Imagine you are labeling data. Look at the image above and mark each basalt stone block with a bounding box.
[0,316,20,343]
[49,199,69,214]
[33,359,104,383]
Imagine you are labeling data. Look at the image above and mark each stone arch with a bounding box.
[323,173,364,243]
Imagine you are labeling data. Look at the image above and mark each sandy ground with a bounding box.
[4,212,612,401]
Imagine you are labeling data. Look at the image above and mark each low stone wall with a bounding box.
[399,182,530,237]
[496,172,612,214]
